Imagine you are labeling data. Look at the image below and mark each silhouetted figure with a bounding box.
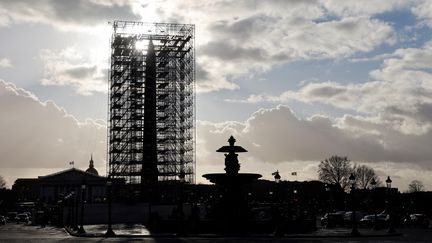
[224,153,240,175]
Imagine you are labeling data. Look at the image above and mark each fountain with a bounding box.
[203,136,262,232]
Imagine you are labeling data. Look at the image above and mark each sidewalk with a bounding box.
[65,224,402,238]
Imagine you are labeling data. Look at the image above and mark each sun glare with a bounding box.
[135,39,149,50]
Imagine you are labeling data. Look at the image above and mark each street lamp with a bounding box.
[73,190,79,230]
[77,182,86,234]
[349,173,360,236]
[386,176,395,233]
[385,176,392,188]
[177,170,185,235]
[273,170,282,236]
[63,191,75,228]
[68,192,74,228]
[293,189,300,220]
[370,178,378,230]
[274,170,281,184]
[325,184,333,215]
[105,176,115,237]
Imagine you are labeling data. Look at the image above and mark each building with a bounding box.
[13,156,108,204]
[108,21,196,189]
[38,167,106,203]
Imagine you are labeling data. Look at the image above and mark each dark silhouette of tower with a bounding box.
[142,38,158,185]
[108,21,195,191]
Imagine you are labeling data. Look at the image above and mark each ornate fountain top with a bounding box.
[215,136,247,175]
[216,135,248,153]
[202,135,262,182]
[228,136,236,146]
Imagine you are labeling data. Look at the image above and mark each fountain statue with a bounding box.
[203,136,262,232]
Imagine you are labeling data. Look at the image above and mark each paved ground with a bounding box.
[2,222,432,242]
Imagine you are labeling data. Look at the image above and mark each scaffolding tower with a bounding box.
[108,21,195,186]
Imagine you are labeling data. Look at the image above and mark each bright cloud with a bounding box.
[1,79,431,190]
[0,80,107,185]
[160,1,396,92]
[0,58,12,68]
[0,1,431,192]
[39,46,108,95]
[0,0,403,93]
[199,105,432,164]
[197,105,432,189]
[0,0,140,32]
[229,41,432,135]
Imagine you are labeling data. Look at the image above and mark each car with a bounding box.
[404,214,429,228]
[6,212,17,222]
[360,214,388,228]
[16,213,30,224]
[343,211,363,223]
[0,216,6,225]
[359,215,375,227]
[23,212,32,221]
[321,212,345,227]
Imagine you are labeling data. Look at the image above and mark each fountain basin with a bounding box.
[202,173,262,185]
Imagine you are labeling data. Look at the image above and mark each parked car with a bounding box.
[360,214,388,228]
[343,211,364,223]
[23,212,32,221]
[16,213,30,224]
[0,216,6,225]
[404,214,430,228]
[7,212,17,222]
[321,212,345,227]
[359,215,375,227]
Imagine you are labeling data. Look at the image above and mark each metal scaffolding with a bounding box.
[108,21,195,186]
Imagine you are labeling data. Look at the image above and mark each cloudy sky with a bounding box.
[1,0,432,190]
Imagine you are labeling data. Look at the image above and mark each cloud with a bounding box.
[154,1,397,92]
[0,0,140,31]
[0,80,106,185]
[231,41,432,135]
[321,0,412,17]
[0,58,13,68]
[199,105,432,164]
[196,104,432,188]
[2,80,430,190]
[411,0,432,27]
[39,46,108,95]
[0,1,405,93]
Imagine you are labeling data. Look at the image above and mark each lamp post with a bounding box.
[105,176,115,237]
[274,170,281,184]
[177,170,185,235]
[64,191,75,228]
[68,192,74,227]
[73,190,79,230]
[293,189,299,218]
[77,182,86,234]
[273,170,282,236]
[349,173,360,236]
[370,178,378,230]
[386,176,395,233]
[325,184,333,214]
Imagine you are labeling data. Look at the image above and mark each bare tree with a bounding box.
[0,175,5,188]
[318,155,352,190]
[408,180,425,192]
[353,164,382,189]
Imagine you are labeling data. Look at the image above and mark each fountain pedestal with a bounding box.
[202,136,262,233]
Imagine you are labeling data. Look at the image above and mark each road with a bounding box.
[1,223,432,242]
